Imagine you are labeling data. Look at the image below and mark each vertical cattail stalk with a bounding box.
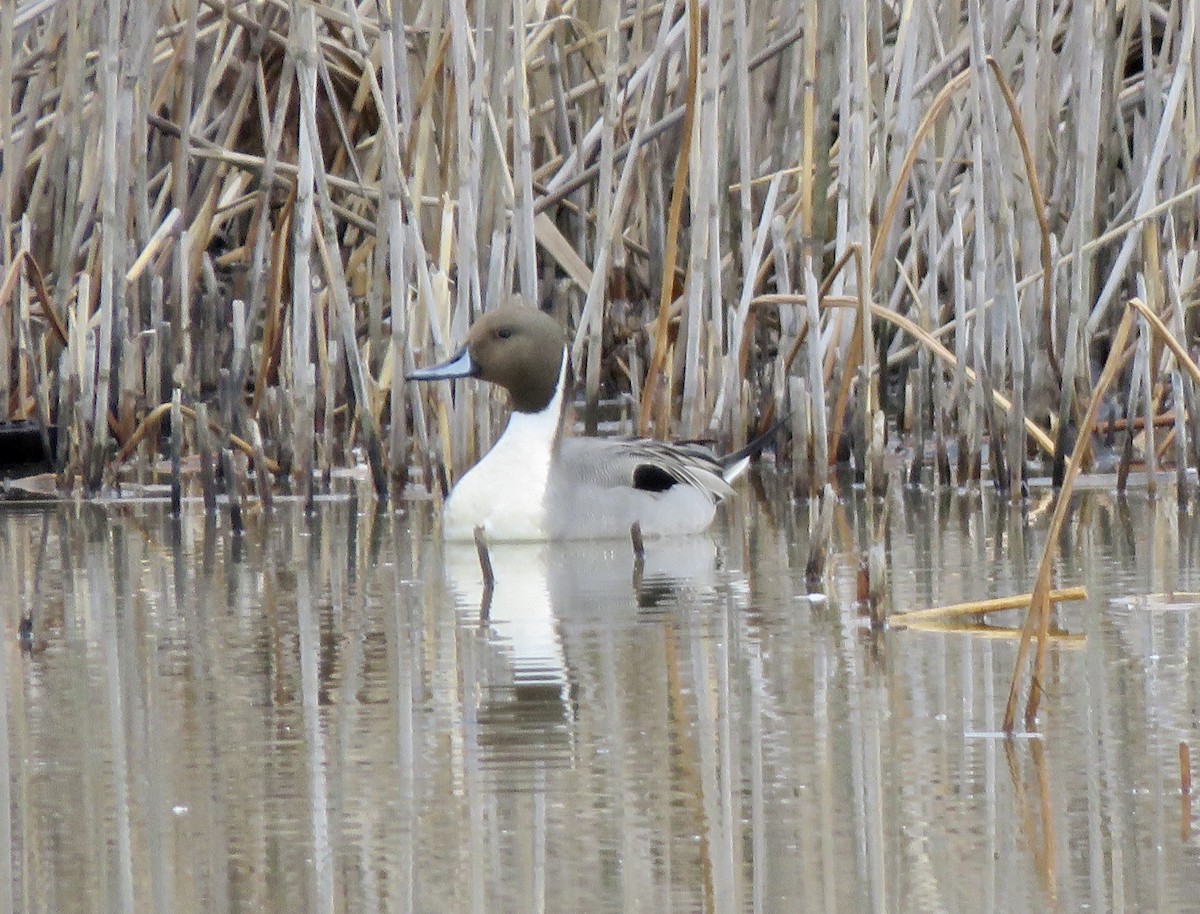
[89,0,125,493]
[510,0,537,308]
[290,1,317,505]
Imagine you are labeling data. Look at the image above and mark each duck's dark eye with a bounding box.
[496,327,513,340]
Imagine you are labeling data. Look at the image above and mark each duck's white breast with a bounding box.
[442,364,566,543]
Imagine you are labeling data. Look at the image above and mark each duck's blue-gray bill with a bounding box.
[407,347,476,381]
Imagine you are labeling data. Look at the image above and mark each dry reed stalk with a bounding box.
[195,400,217,516]
[680,0,724,437]
[241,49,296,414]
[542,11,687,199]
[376,15,411,490]
[289,1,318,502]
[1164,232,1194,503]
[945,206,974,484]
[69,272,91,482]
[1087,2,1196,336]
[0,257,17,423]
[112,398,280,474]
[890,586,1088,626]
[985,57,1057,386]
[1137,301,1157,496]
[640,0,700,437]
[0,1,13,267]
[247,417,272,510]
[804,483,836,584]
[844,0,877,490]
[801,252,827,495]
[729,0,754,275]
[1183,742,1193,795]
[579,0,621,434]
[1004,303,1137,733]
[900,621,1086,644]
[788,377,810,497]
[966,131,1006,489]
[510,0,537,308]
[169,387,182,516]
[220,446,244,535]
[86,0,124,493]
[909,245,930,488]
[714,175,780,436]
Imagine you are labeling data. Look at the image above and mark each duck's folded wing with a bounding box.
[556,437,734,502]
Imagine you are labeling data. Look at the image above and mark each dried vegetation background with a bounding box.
[1,0,1198,502]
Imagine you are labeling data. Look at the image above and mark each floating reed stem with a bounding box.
[891,586,1087,627]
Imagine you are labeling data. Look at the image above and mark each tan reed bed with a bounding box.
[0,6,1196,534]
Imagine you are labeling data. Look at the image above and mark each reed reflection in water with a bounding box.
[2,487,1199,913]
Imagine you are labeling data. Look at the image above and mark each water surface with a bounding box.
[2,483,1198,913]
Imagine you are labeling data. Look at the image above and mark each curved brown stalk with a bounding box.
[1128,297,1200,387]
[1004,302,1137,733]
[814,67,969,466]
[0,252,69,347]
[985,56,1059,385]
[748,292,1056,455]
[115,401,282,476]
[869,68,971,278]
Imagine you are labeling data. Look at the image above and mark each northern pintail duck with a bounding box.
[409,304,754,542]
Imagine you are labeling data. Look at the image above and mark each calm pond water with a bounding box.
[2,480,1199,913]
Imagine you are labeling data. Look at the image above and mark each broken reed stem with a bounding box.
[1004,302,1137,733]
[473,525,495,617]
[113,400,281,476]
[630,520,646,563]
[890,586,1087,625]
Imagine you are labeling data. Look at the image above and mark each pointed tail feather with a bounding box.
[720,417,787,483]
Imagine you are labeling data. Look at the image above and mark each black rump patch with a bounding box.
[633,464,677,493]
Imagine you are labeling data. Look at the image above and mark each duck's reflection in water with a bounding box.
[441,537,723,781]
